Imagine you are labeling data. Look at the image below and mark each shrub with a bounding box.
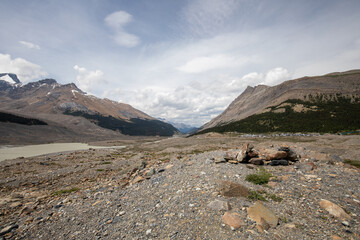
[245,167,272,185]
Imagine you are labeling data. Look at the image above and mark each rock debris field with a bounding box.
[0,134,359,239]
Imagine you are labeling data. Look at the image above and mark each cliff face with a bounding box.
[201,70,360,131]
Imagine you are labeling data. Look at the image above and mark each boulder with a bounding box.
[236,143,251,162]
[222,212,244,229]
[270,160,288,166]
[247,201,279,228]
[207,200,231,211]
[248,150,259,158]
[319,199,351,220]
[249,158,264,165]
[262,149,288,161]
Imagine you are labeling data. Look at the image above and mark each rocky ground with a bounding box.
[0,133,359,239]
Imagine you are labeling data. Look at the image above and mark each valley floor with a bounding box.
[0,134,359,239]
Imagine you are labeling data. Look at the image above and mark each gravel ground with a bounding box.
[1,134,359,239]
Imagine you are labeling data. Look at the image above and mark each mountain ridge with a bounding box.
[199,69,360,133]
[0,74,178,144]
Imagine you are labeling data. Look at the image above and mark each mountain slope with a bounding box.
[199,70,360,134]
[0,74,178,143]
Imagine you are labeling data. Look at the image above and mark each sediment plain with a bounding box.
[0,133,359,239]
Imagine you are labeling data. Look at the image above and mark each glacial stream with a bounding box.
[0,143,126,161]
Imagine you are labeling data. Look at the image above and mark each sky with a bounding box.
[0,0,360,126]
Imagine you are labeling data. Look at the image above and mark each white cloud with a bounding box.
[103,67,289,126]
[262,67,290,86]
[18,40,40,50]
[177,54,247,73]
[0,53,47,82]
[73,65,105,93]
[104,11,140,47]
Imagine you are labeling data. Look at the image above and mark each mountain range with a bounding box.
[0,73,178,144]
[198,70,360,134]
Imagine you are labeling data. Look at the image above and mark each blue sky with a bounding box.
[1,0,360,126]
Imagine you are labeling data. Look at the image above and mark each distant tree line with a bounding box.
[0,112,47,125]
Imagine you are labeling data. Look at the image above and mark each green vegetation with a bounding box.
[247,189,283,202]
[63,110,177,136]
[96,169,105,172]
[344,159,360,168]
[196,96,360,134]
[52,187,80,196]
[0,112,47,125]
[247,190,266,201]
[245,167,272,185]
[266,193,283,202]
[280,216,288,223]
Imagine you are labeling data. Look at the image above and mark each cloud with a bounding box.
[181,0,240,36]
[0,53,47,82]
[104,11,140,47]
[177,54,247,73]
[262,67,291,86]
[103,67,289,127]
[73,65,105,93]
[18,40,40,50]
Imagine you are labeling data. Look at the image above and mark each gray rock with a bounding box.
[146,168,156,177]
[207,200,231,211]
[331,155,343,162]
[205,158,214,164]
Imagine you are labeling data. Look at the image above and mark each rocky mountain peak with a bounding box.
[0,73,21,84]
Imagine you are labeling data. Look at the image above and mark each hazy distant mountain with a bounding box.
[0,74,178,144]
[198,70,360,134]
[159,118,198,134]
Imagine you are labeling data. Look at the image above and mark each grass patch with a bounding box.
[344,159,360,168]
[96,169,105,172]
[266,193,283,202]
[245,167,272,185]
[247,190,266,201]
[246,189,283,202]
[52,187,80,196]
[102,161,112,165]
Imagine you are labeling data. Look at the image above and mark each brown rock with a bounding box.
[331,235,343,240]
[248,150,259,158]
[224,151,237,161]
[249,158,264,165]
[319,199,351,220]
[262,149,288,161]
[20,206,34,215]
[222,212,244,229]
[165,164,173,170]
[218,181,249,198]
[9,202,22,208]
[247,201,279,228]
[132,176,145,184]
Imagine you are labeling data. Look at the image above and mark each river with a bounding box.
[0,143,126,162]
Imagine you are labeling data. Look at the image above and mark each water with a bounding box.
[0,143,126,162]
